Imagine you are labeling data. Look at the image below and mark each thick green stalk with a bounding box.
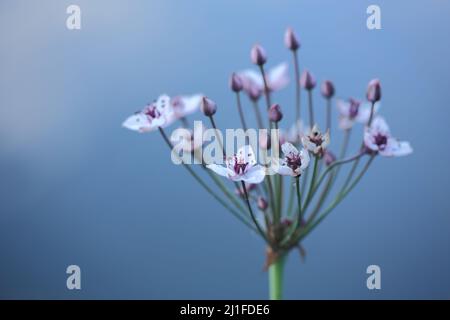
[269,256,285,300]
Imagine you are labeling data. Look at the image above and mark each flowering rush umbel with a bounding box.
[122,27,412,300]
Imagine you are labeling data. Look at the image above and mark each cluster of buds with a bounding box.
[123,26,412,299]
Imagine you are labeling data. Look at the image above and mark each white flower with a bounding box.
[122,94,174,132]
[238,62,289,95]
[337,99,380,130]
[364,117,413,157]
[274,142,310,177]
[170,94,203,119]
[301,125,330,155]
[206,145,266,184]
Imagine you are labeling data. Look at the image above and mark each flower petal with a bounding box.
[206,164,230,178]
[122,113,153,132]
[300,149,310,170]
[281,142,299,157]
[242,165,266,184]
[268,62,289,91]
[180,94,203,116]
[380,139,413,157]
[237,145,257,166]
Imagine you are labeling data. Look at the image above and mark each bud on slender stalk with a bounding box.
[300,70,316,90]
[321,80,335,99]
[324,150,336,166]
[230,73,243,92]
[366,79,381,102]
[268,104,283,122]
[284,27,300,51]
[248,86,262,102]
[201,96,217,116]
[257,197,268,211]
[251,44,267,66]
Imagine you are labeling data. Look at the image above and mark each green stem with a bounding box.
[241,181,269,243]
[296,176,303,223]
[158,128,256,231]
[293,50,301,125]
[208,115,225,155]
[302,156,319,211]
[252,101,264,130]
[326,98,331,136]
[308,90,314,127]
[269,256,285,300]
[236,92,248,131]
[300,155,375,240]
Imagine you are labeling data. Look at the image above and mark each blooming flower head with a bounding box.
[274,142,310,177]
[122,94,174,132]
[301,125,330,156]
[239,63,289,97]
[364,117,412,157]
[207,145,266,183]
[170,94,203,119]
[337,98,379,130]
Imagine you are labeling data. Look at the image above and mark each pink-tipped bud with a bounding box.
[324,150,336,166]
[259,131,271,150]
[257,197,268,211]
[248,85,262,102]
[251,44,267,66]
[321,80,335,99]
[201,96,217,116]
[300,70,316,90]
[284,27,300,51]
[268,104,283,122]
[366,79,381,103]
[229,73,243,92]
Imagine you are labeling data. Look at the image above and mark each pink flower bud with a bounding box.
[257,197,268,211]
[300,70,316,90]
[321,80,335,99]
[268,104,283,122]
[324,150,336,166]
[229,73,243,92]
[366,79,381,102]
[284,27,300,51]
[248,85,262,102]
[251,44,267,66]
[201,96,217,116]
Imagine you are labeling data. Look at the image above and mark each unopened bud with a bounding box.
[257,197,268,211]
[268,104,283,122]
[200,96,217,116]
[251,44,267,66]
[229,73,243,92]
[366,79,381,103]
[300,70,316,90]
[284,27,300,51]
[248,85,262,102]
[324,150,336,166]
[321,80,335,99]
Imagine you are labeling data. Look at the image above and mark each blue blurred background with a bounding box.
[0,0,449,299]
